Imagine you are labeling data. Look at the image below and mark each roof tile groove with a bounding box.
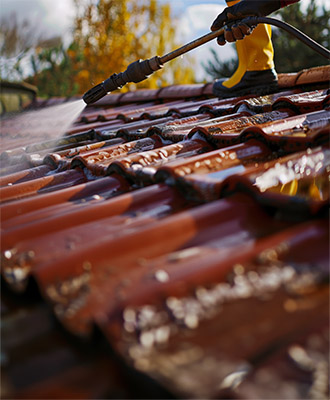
[34,194,293,334]
[0,165,54,186]
[103,220,328,399]
[1,65,329,398]
[0,169,88,203]
[177,146,329,210]
[70,137,159,172]
[0,176,129,222]
[107,139,211,180]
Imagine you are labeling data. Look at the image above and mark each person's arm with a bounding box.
[280,1,300,7]
[211,0,300,45]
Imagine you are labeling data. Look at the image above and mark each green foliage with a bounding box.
[26,44,79,97]
[272,0,330,72]
[202,48,237,80]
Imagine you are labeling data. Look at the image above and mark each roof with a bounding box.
[1,65,329,399]
[0,81,37,115]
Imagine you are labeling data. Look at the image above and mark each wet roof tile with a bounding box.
[1,64,329,398]
[277,65,330,88]
[233,321,328,399]
[157,84,207,99]
[101,218,328,398]
[295,65,330,86]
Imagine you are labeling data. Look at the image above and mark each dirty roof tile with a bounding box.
[295,65,330,86]
[101,219,328,398]
[1,65,329,398]
[232,322,329,399]
[34,193,293,335]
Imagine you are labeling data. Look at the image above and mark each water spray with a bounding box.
[83,16,330,105]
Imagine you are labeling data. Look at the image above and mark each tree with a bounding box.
[202,48,237,81]
[0,12,62,82]
[202,0,329,79]
[2,0,195,97]
[26,44,79,97]
[272,0,330,72]
[69,0,195,93]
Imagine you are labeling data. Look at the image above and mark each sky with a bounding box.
[0,0,230,81]
[0,0,328,81]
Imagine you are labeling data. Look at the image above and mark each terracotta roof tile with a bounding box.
[0,164,53,186]
[278,71,301,87]
[108,139,212,184]
[278,65,330,88]
[91,92,125,106]
[119,88,160,103]
[95,218,328,397]
[157,83,207,99]
[1,65,329,398]
[0,168,88,203]
[272,89,329,113]
[0,176,128,222]
[233,322,329,399]
[295,65,330,86]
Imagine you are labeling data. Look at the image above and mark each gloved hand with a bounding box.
[211,0,281,45]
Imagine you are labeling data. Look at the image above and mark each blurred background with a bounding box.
[0,0,329,98]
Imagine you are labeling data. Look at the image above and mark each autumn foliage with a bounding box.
[70,0,195,93]
[2,0,195,97]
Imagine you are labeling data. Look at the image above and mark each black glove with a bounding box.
[211,0,281,45]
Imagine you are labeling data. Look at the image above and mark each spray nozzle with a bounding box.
[83,83,108,105]
[83,56,163,105]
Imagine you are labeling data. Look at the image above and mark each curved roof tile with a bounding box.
[1,65,329,399]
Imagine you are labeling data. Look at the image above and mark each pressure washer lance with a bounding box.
[83,16,330,105]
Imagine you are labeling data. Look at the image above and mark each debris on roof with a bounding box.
[1,65,329,399]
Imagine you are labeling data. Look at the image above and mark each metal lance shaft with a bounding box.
[83,17,330,104]
[83,25,227,105]
[83,56,164,104]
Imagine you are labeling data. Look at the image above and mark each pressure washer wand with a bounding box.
[82,25,227,105]
[83,16,330,105]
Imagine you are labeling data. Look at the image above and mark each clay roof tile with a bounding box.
[1,65,329,399]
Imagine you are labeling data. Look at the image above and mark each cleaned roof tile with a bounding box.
[1,65,329,398]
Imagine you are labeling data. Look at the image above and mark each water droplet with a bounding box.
[82,261,92,271]
[4,250,12,259]
[184,314,199,329]
[155,326,170,343]
[154,269,169,282]
[123,308,136,323]
[284,299,298,312]
[233,264,244,275]
[140,331,154,348]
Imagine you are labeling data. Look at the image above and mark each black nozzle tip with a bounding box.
[83,83,108,105]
